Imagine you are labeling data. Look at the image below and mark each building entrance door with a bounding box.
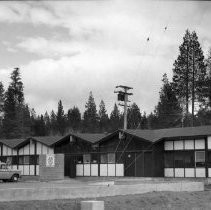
[124,152,135,176]
[64,154,76,178]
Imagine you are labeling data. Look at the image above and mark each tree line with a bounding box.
[0,29,211,138]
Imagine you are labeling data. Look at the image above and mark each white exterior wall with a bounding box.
[76,163,124,177]
[195,139,205,150]
[207,136,211,149]
[164,138,207,178]
[184,140,194,150]
[0,140,54,176]
[164,141,173,150]
[174,141,184,150]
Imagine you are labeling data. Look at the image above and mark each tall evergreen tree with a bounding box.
[44,111,51,135]
[203,48,211,108]
[50,110,57,135]
[98,100,109,132]
[127,103,142,129]
[155,74,183,128]
[3,86,18,138]
[67,106,81,132]
[110,103,121,131]
[83,92,98,133]
[0,82,4,118]
[2,68,29,138]
[172,30,206,126]
[140,112,148,129]
[33,115,46,136]
[0,82,4,137]
[57,100,66,135]
[173,29,192,115]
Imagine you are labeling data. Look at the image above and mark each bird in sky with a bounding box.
[147,37,150,41]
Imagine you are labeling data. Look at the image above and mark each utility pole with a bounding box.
[114,85,133,130]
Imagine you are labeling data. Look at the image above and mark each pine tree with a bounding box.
[127,103,142,129]
[173,29,192,115]
[2,68,29,138]
[140,112,148,129]
[30,108,37,136]
[110,103,121,131]
[83,92,98,133]
[33,115,46,136]
[98,100,109,132]
[147,112,158,129]
[0,81,4,112]
[0,82,5,137]
[203,48,211,108]
[57,100,66,135]
[3,86,18,138]
[44,111,51,135]
[67,106,81,132]
[50,110,57,135]
[155,74,183,128]
[172,30,206,126]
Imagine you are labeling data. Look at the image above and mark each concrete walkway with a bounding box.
[0,178,204,202]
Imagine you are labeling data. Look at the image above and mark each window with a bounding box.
[207,151,211,167]
[108,153,115,163]
[19,156,24,165]
[0,156,7,163]
[164,152,174,168]
[36,155,39,165]
[24,156,30,164]
[184,151,194,167]
[76,155,83,164]
[29,156,36,165]
[12,156,18,165]
[195,151,205,167]
[116,152,124,164]
[6,156,12,164]
[83,154,91,163]
[100,154,107,163]
[174,151,184,168]
[91,153,98,163]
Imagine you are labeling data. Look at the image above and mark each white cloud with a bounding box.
[1,0,211,116]
[17,37,84,57]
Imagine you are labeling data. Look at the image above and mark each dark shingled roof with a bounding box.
[123,125,211,142]
[71,133,108,143]
[1,126,211,148]
[30,136,62,147]
[0,138,26,148]
[0,136,62,148]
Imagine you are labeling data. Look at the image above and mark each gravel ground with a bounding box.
[0,189,211,210]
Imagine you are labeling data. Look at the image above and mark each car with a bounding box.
[0,161,21,182]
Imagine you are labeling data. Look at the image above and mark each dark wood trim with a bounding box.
[34,140,37,176]
[205,137,208,178]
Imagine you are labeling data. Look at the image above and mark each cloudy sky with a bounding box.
[0,0,211,116]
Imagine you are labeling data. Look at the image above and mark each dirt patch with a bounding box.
[0,190,211,210]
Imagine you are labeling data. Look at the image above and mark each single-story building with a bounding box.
[1,125,211,178]
[0,136,60,175]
